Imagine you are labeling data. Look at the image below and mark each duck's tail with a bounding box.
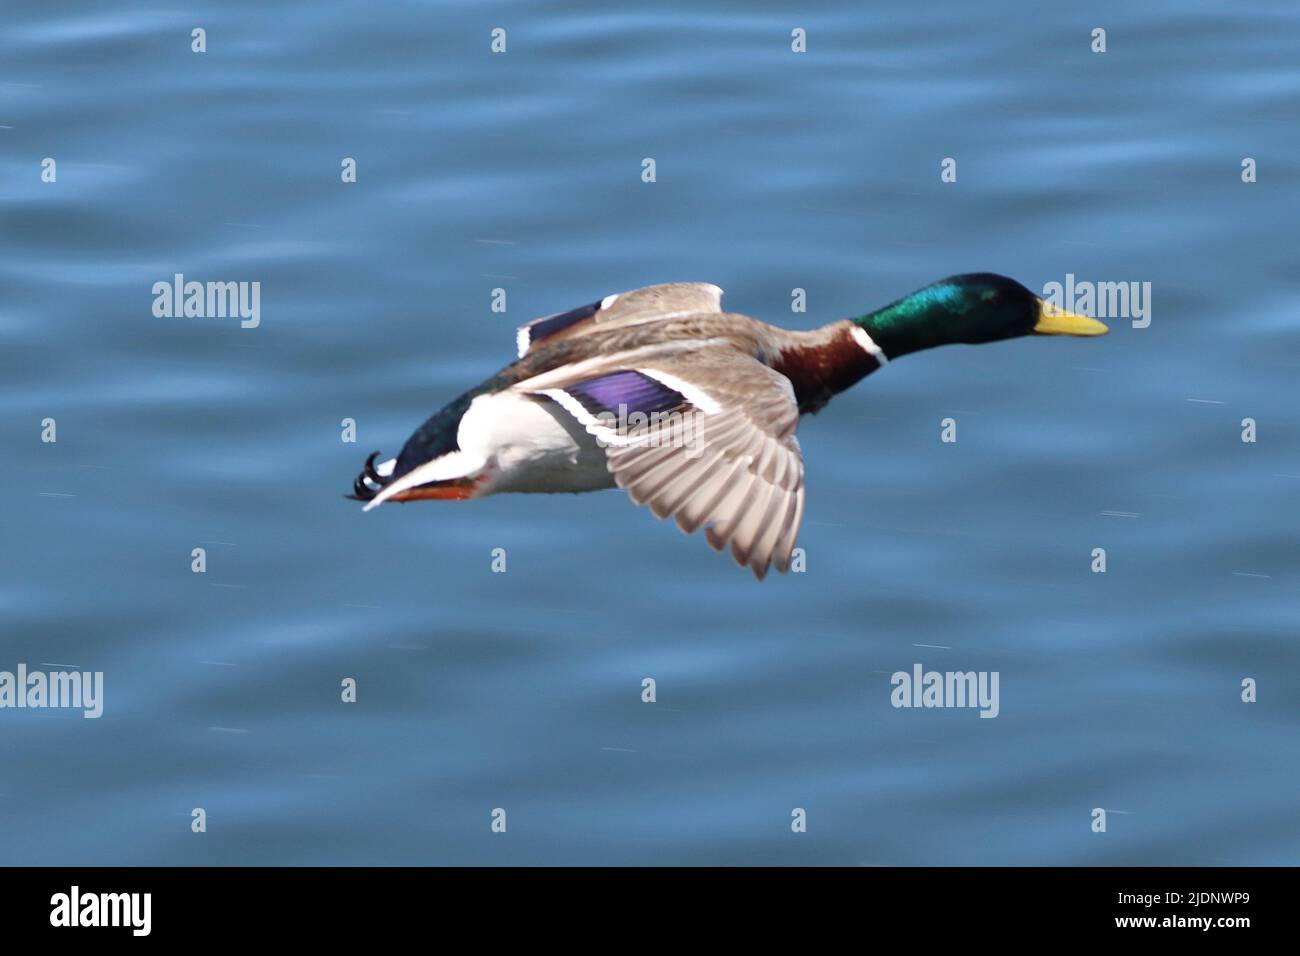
[350,450,485,508]
[349,451,396,503]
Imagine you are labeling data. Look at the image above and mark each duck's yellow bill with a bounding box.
[1034,300,1109,336]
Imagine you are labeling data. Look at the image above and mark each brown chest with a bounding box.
[771,326,882,414]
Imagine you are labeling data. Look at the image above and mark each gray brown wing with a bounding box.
[519,348,805,580]
[515,282,724,357]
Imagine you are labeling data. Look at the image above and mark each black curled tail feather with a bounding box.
[349,451,389,501]
[348,386,484,502]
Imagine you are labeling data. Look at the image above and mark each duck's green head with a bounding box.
[857,273,1108,359]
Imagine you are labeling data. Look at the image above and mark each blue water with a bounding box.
[2,0,1297,865]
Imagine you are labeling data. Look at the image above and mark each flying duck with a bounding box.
[352,274,1107,579]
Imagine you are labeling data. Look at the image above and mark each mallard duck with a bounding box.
[352,274,1106,578]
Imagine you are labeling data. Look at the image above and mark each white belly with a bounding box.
[469,392,616,495]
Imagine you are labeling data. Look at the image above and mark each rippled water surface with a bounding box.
[2,1,1298,864]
